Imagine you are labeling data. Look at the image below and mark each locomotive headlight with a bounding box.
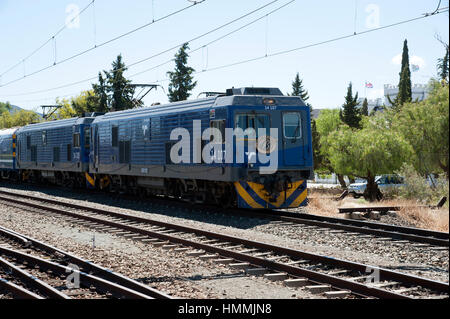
[263,98,276,106]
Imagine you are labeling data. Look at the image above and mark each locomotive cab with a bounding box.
[225,88,313,209]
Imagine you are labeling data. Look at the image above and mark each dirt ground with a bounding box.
[307,189,449,232]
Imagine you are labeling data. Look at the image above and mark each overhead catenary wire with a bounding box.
[0,0,95,78]
[3,5,448,104]
[146,8,450,84]
[0,0,207,88]
[129,0,294,78]
[1,0,285,97]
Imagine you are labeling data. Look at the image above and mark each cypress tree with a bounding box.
[340,82,361,128]
[361,98,369,116]
[291,72,312,114]
[389,39,412,110]
[167,43,197,102]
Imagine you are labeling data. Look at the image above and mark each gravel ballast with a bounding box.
[1,184,448,287]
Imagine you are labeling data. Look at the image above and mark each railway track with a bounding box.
[0,191,448,299]
[248,208,449,247]
[0,225,171,299]
[1,188,447,248]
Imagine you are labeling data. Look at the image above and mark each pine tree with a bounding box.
[361,98,369,116]
[340,82,361,128]
[106,54,135,111]
[167,43,197,102]
[91,72,109,113]
[389,39,412,110]
[291,72,312,113]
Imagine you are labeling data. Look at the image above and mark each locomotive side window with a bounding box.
[112,125,119,147]
[151,117,160,140]
[26,135,31,149]
[283,112,302,139]
[235,114,270,137]
[42,131,47,146]
[143,118,151,141]
[210,120,225,142]
[73,133,80,147]
[84,127,91,149]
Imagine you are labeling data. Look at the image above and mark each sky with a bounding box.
[0,0,448,112]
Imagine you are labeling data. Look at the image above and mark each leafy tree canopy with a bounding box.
[393,79,449,178]
[0,109,41,129]
[0,101,12,114]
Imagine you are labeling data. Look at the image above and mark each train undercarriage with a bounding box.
[7,169,308,209]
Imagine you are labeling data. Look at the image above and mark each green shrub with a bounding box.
[387,164,449,205]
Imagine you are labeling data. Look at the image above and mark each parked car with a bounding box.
[348,175,405,196]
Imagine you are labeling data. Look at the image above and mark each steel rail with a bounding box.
[269,209,449,240]
[0,255,70,299]
[1,194,448,299]
[261,209,449,246]
[0,245,153,299]
[0,276,44,299]
[1,189,446,246]
[0,225,172,299]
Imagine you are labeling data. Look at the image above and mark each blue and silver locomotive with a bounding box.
[0,87,313,209]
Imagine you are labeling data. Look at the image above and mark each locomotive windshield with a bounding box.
[235,113,270,137]
[283,112,302,139]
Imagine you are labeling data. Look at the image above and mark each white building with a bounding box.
[384,83,429,106]
[357,98,384,114]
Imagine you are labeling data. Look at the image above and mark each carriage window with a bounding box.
[235,114,270,137]
[283,112,301,139]
[26,135,31,149]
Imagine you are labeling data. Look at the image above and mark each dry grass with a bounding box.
[397,207,449,232]
[306,193,449,232]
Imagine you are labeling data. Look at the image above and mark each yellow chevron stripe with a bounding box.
[247,180,304,208]
[234,182,264,209]
[85,173,95,186]
[289,188,308,208]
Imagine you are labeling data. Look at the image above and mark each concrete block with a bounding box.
[350,212,364,220]
[229,263,250,270]
[162,245,178,250]
[186,251,205,257]
[199,254,219,260]
[284,278,309,287]
[152,241,170,247]
[325,290,351,298]
[173,248,190,252]
[246,268,268,276]
[306,285,332,293]
[369,211,381,220]
[214,259,234,265]
[264,273,288,281]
